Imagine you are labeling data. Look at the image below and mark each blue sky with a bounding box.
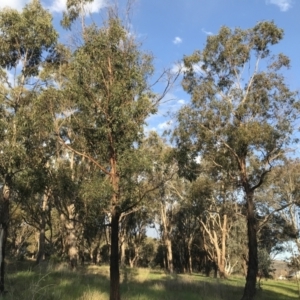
[1,0,299,133]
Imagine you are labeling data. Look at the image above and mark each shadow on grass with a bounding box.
[4,261,110,300]
[1,262,299,300]
[121,269,299,300]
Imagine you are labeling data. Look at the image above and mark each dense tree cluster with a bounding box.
[0,1,299,300]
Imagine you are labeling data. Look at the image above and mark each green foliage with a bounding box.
[258,248,273,279]
[0,0,58,75]
[175,21,298,186]
[64,18,154,161]
[61,0,97,29]
[0,0,58,178]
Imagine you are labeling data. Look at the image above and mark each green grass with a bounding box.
[1,261,300,299]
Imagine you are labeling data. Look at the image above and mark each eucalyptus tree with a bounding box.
[142,131,186,274]
[56,15,172,299]
[172,193,199,274]
[191,169,240,278]
[174,22,299,299]
[120,209,150,268]
[0,0,58,292]
[259,160,300,251]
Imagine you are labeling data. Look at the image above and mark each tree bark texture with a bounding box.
[161,204,173,273]
[241,191,258,300]
[165,238,174,273]
[60,204,81,269]
[200,213,227,278]
[120,231,126,267]
[110,207,120,300]
[219,214,227,278]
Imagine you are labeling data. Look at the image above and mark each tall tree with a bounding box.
[56,15,172,299]
[143,131,183,274]
[0,0,58,292]
[174,21,299,300]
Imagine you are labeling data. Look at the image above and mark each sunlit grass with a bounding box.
[2,261,299,299]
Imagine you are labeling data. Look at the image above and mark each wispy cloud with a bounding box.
[158,120,173,130]
[201,28,213,36]
[173,36,182,45]
[171,62,205,75]
[48,0,107,13]
[266,0,293,12]
[0,0,30,11]
[171,62,186,74]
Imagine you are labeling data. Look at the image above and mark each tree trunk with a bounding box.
[200,213,228,278]
[120,232,126,267]
[36,219,45,264]
[110,207,120,300]
[187,238,193,274]
[161,204,173,273]
[166,238,174,273]
[0,179,10,294]
[0,226,7,294]
[67,204,79,269]
[36,192,50,264]
[60,204,80,269]
[219,214,227,278]
[129,245,140,268]
[241,191,258,300]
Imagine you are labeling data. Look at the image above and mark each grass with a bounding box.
[1,261,299,299]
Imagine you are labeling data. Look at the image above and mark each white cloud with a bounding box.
[158,120,173,130]
[0,0,107,13]
[201,28,213,36]
[171,62,205,75]
[171,62,186,74]
[266,0,293,11]
[173,36,182,45]
[48,0,107,13]
[0,0,30,11]
[177,99,185,105]
[48,0,66,12]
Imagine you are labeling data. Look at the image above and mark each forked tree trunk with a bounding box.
[110,207,120,300]
[129,244,140,268]
[201,213,228,278]
[241,191,258,300]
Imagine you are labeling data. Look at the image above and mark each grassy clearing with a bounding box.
[1,261,299,299]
